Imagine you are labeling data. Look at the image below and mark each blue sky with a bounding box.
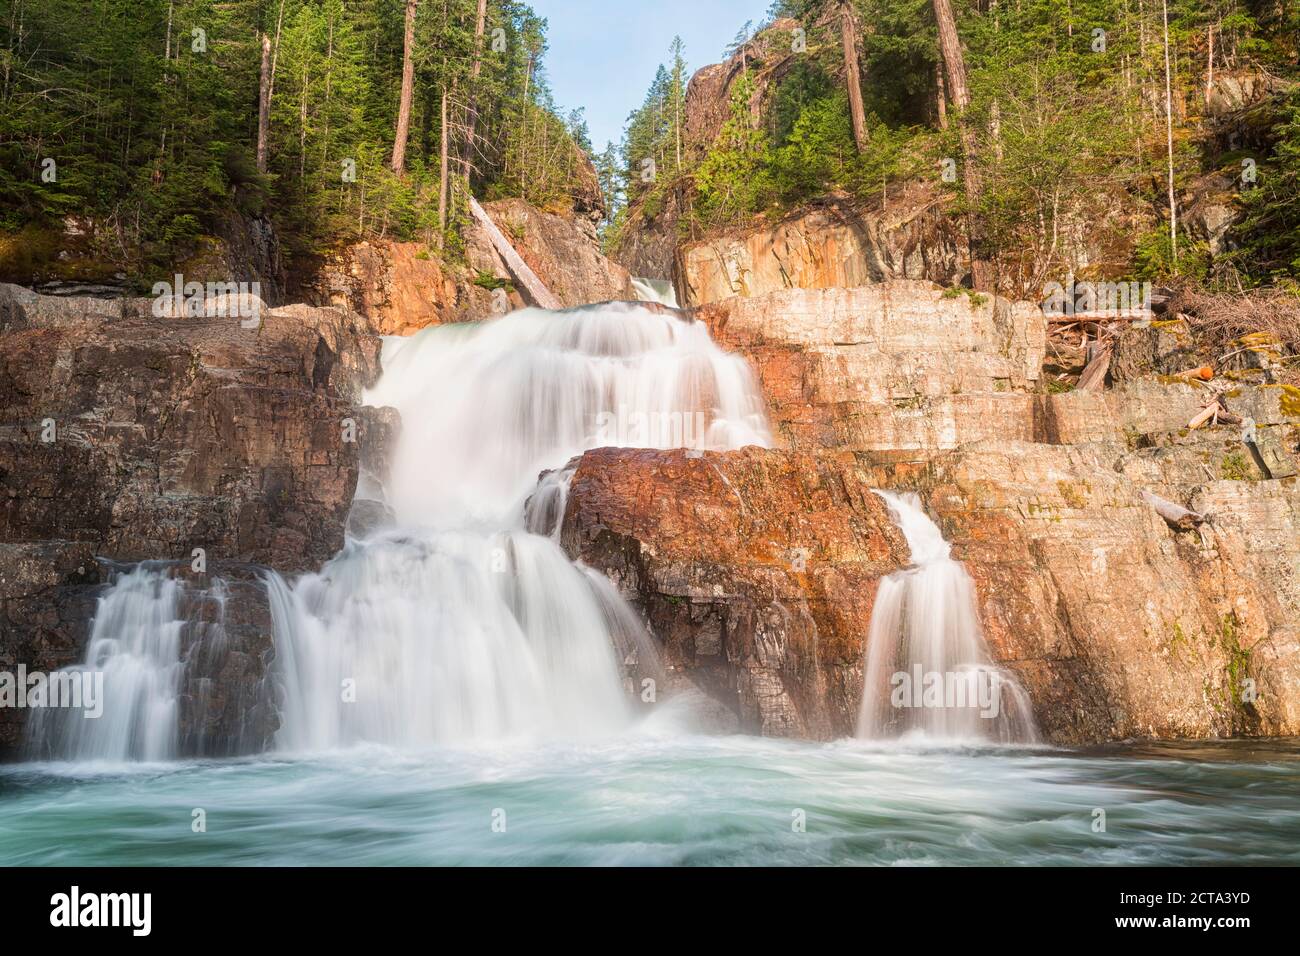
[529,0,775,152]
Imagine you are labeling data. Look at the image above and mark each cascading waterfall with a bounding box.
[24,563,270,762]
[26,564,186,762]
[857,491,1038,744]
[269,301,771,750]
[631,277,679,308]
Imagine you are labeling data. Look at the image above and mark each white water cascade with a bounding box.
[26,564,186,762]
[269,301,771,750]
[857,491,1038,744]
[631,277,679,308]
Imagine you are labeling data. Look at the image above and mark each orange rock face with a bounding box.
[561,446,909,738]
[301,199,633,336]
[558,283,1300,745]
[676,188,965,307]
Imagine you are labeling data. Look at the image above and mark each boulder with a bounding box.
[561,446,909,738]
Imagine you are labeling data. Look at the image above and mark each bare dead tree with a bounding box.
[839,1,868,152]
[932,0,994,291]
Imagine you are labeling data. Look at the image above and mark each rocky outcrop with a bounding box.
[0,210,286,304]
[677,188,966,306]
[0,283,389,756]
[0,541,101,752]
[473,199,633,307]
[560,440,1300,744]
[561,446,909,738]
[0,283,386,570]
[680,20,803,154]
[1182,171,1242,259]
[608,19,818,280]
[610,183,690,280]
[696,282,1044,453]
[299,198,631,333]
[296,240,483,336]
[1204,71,1294,121]
[171,563,281,757]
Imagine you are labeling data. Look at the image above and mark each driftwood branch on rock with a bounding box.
[467,195,562,310]
[1141,490,1205,531]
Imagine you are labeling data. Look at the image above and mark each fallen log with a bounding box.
[1141,491,1205,531]
[467,196,563,310]
[1172,365,1215,381]
[1188,403,1219,430]
[1076,342,1112,391]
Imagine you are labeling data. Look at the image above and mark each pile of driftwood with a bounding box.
[1044,295,1170,392]
[1045,285,1298,398]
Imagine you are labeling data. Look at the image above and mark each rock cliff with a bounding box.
[561,283,1300,744]
[696,281,1043,452]
[299,198,631,335]
[676,188,966,306]
[0,283,390,755]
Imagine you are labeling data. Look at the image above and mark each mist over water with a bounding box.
[4,738,1298,865]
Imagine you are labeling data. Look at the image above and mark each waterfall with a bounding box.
[631,277,679,308]
[24,564,273,762]
[26,564,185,762]
[857,491,1038,744]
[269,301,771,750]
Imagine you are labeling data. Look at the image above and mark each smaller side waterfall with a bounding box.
[631,277,679,308]
[25,564,275,762]
[26,564,185,762]
[857,491,1038,743]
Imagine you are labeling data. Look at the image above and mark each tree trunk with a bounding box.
[268,0,285,102]
[1161,0,1178,269]
[438,88,449,246]
[931,0,993,290]
[164,0,173,61]
[467,196,562,310]
[391,0,418,176]
[990,99,1003,161]
[933,0,971,110]
[321,15,334,164]
[257,33,271,173]
[840,1,868,152]
[935,59,948,129]
[1141,491,1204,531]
[299,63,308,179]
[461,0,488,181]
[1205,22,1214,104]
[675,82,683,169]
